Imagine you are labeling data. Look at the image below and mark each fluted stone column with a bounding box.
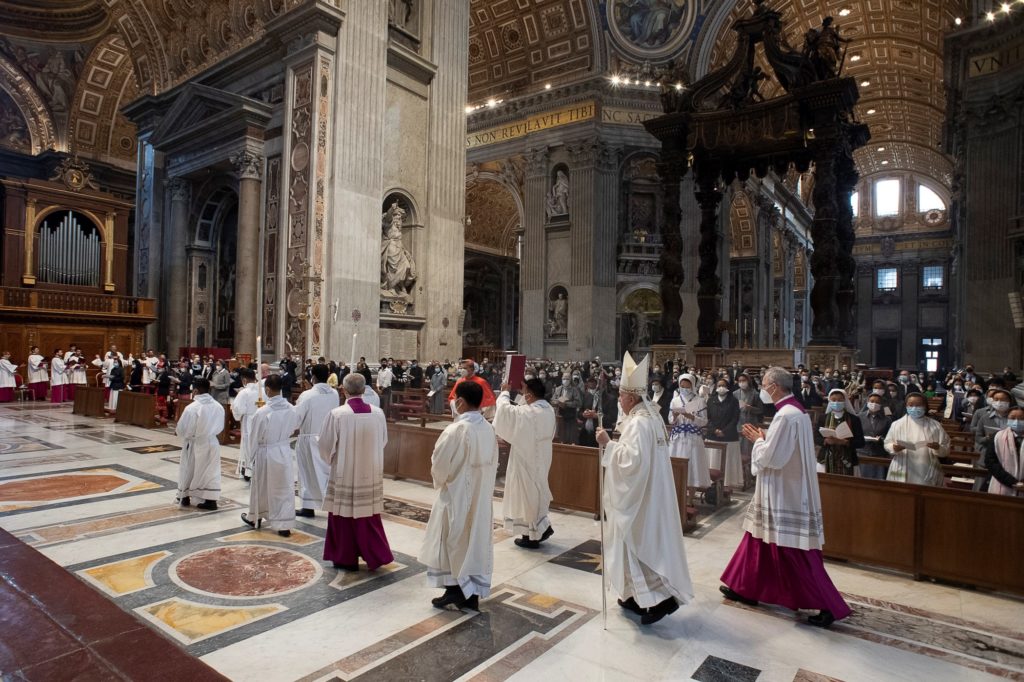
[783,235,796,348]
[694,162,723,347]
[165,177,191,356]
[521,147,549,357]
[231,150,263,353]
[134,136,164,349]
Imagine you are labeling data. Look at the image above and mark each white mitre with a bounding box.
[620,351,649,394]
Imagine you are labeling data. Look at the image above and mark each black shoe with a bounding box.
[332,562,359,571]
[514,536,541,549]
[540,525,554,542]
[460,595,479,611]
[243,475,250,482]
[617,597,643,615]
[641,597,679,625]
[196,500,217,511]
[240,513,261,529]
[807,610,836,628]
[278,530,291,538]
[296,508,316,518]
[432,586,466,609]
[179,496,190,506]
[719,585,759,607]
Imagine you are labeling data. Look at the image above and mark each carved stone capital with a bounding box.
[167,177,191,203]
[231,149,264,180]
[567,137,600,168]
[524,146,549,177]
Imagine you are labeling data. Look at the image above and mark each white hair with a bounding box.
[762,366,793,395]
[343,372,365,395]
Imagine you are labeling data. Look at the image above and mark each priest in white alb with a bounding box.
[419,381,499,611]
[494,377,556,549]
[720,366,851,627]
[174,377,224,510]
[317,372,393,571]
[242,375,298,537]
[596,351,694,626]
[295,364,340,518]
[231,367,259,480]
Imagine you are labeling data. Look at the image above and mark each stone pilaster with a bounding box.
[134,136,164,350]
[165,177,190,356]
[521,146,549,357]
[419,0,470,359]
[900,262,920,367]
[231,149,263,353]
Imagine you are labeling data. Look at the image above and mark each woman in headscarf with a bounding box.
[813,388,865,476]
[983,405,1024,496]
[706,376,744,489]
[668,373,711,488]
[883,393,949,486]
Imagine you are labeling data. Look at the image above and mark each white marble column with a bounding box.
[134,136,164,349]
[231,149,263,353]
[165,177,190,356]
[419,0,470,358]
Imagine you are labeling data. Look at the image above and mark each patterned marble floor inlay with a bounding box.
[162,455,242,480]
[0,452,96,471]
[549,539,603,575]
[691,655,761,682]
[126,443,182,454]
[67,524,424,656]
[73,429,147,444]
[0,435,66,454]
[298,586,596,682]
[0,465,174,514]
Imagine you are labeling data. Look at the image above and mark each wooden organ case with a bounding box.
[0,168,156,365]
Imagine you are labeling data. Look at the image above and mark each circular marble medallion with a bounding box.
[170,545,321,600]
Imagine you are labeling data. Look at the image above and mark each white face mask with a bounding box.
[459,368,469,377]
[716,386,729,395]
[992,400,1010,413]
[967,396,979,404]
[759,388,775,404]
[738,381,748,389]
[562,379,571,386]
[525,374,534,381]
[867,402,882,413]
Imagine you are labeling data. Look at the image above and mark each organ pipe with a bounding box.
[37,211,101,287]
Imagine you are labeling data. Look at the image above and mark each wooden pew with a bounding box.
[113,391,159,429]
[72,385,106,418]
[818,473,1024,596]
[388,388,430,423]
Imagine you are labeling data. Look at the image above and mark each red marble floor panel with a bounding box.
[0,473,127,502]
[0,529,228,681]
[174,545,319,598]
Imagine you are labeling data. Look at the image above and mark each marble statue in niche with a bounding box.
[547,288,568,336]
[380,201,417,301]
[545,169,569,219]
[389,0,415,27]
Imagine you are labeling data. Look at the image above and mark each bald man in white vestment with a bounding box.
[294,364,340,517]
[494,377,556,549]
[175,378,225,510]
[420,381,499,611]
[597,352,694,626]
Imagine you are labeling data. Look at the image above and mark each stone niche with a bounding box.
[378,192,424,356]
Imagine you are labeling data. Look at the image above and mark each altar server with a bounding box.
[50,349,68,403]
[27,346,48,400]
[231,368,259,480]
[884,392,949,487]
[65,346,86,400]
[596,351,694,626]
[174,378,224,510]
[294,364,340,517]
[494,377,556,548]
[420,381,499,610]
[668,373,712,488]
[241,375,298,537]
[142,350,159,386]
[317,372,393,570]
[0,352,18,402]
[720,366,851,627]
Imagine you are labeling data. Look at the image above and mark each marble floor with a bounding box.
[0,402,1022,681]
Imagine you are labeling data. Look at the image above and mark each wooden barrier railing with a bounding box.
[818,473,1024,596]
[384,422,690,530]
[0,286,156,320]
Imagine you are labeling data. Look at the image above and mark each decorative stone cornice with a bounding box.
[167,177,191,203]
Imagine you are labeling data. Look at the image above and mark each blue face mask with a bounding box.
[1009,419,1024,435]
[828,401,844,413]
[906,406,925,419]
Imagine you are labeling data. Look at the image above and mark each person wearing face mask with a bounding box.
[813,389,865,476]
[595,351,694,626]
[983,405,1024,496]
[448,359,497,416]
[885,383,906,418]
[494,378,557,548]
[649,378,671,422]
[943,378,966,420]
[209,360,231,405]
[668,374,711,489]
[429,361,448,414]
[551,371,582,444]
[970,389,1013,454]
[576,377,604,447]
[376,359,395,414]
[706,378,743,489]
[798,375,823,409]
[733,374,764,482]
[721,366,851,628]
[959,387,983,429]
[857,393,893,479]
[420,382,499,611]
[883,393,948,486]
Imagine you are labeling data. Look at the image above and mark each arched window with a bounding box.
[918,184,945,212]
[874,178,900,217]
[37,210,102,287]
